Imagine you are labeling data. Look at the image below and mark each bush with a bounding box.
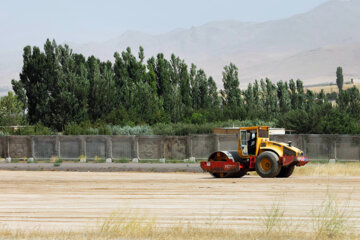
[53,158,62,167]
[32,123,54,135]
[85,127,99,135]
[0,130,7,136]
[64,122,86,135]
[110,125,152,136]
[98,125,112,135]
[150,123,175,135]
[216,119,276,128]
[11,120,277,136]
[151,120,276,136]
[152,123,213,136]
[13,123,54,135]
[63,122,112,135]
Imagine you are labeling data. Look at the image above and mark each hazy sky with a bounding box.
[1,0,328,52]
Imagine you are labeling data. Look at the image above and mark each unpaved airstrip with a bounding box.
[0,171,359,232]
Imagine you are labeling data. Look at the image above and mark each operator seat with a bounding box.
[248,133,257,155]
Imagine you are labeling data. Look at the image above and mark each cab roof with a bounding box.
[239,126,269,131]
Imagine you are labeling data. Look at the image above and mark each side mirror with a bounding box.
[288,141,292,147]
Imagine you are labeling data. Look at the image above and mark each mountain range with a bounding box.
[1,0,360,92]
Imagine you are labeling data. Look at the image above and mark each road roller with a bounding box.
[200,126,309,178]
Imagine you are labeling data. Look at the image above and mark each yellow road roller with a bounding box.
[201,126,309,178]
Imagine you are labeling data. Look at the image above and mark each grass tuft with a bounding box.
[262,202,285,235]
[311,193,352,239]
[53,158,62,167]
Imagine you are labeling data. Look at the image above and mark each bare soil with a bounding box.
[0,171,359,232]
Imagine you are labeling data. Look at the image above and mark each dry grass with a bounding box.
[247,162,360,177]
[293,162,360,176]
[311,193,351,239]
[1,223,356,240]
[261,202,286,235]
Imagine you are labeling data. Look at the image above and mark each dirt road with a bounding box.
[0,171,359,232]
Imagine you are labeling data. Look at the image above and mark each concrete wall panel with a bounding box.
[191,135,215,159]
[336,136,360,160]
[60,136,81,159]
[111,136,133,159]
[164,137,187,160]
[0,137,5,158]
[86,137,106,159]
[303,135,333,160]
[218,135,238,151]
[139,136,162,159]
[34,136,57,159]
[2,134,360,161]
[8,136,32,158]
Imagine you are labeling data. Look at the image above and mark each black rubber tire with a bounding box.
[211,169,247,178]
[276,165,295,178]
[232,169,248,178]
[255,151,281,178]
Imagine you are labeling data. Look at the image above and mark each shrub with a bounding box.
[12,120,277,136]
[0,130,7,136]
[150,123,175,135]
[64,122,111,135]
[85,127,99,135]
[13,123,54,135]
[53,158,62,167]
[152,123,212,136]
[63,122,85,135]
[110,125,152,136]
[98,125,111,135]
[32,123,54,135]
[151,120,276,136]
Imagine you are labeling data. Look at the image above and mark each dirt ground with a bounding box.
[0,171,359,232]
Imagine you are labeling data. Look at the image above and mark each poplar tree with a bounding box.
[50,44,89,129]
[296,79,305,110]
[289,79,297,110]
[155,53,172,118]
[221,63,243,119]
[196,69,209,109]
[336,67,344,92]
[277,80,291,113]
[243,83,255,118]
[179,61,192,115]
[208,76,220,109]
[190,64,200,110]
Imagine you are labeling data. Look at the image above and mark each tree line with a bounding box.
[6,39,360,134]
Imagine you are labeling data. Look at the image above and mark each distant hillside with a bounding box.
[1,0,360,89]
[67,0,360,88]
[305,83,360,94]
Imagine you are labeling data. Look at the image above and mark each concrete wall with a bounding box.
[0,134,359,161]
